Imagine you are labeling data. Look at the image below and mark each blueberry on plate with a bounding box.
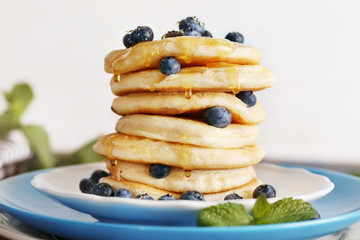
[114,188,133,198]
[123,33,133,48]
[79,178,94,194]
[149,164,171,178]
[136,193,154,200]
[225,32,244,44]
[158,194,177,200]
[253,184,276,198]
[159,57,181,75]
[179,16,205,35]
[90,170,109,184]
[91,183,115,197]
[180,190,205,201]
[130,26,154,45]
[236,91,257,107]
[224,193,243,200]
[204,106,232,128]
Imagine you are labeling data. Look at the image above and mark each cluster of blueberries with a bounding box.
[121,17,257,130]
[79,169,276,201]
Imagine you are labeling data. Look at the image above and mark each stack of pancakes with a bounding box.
[93,36,276,201]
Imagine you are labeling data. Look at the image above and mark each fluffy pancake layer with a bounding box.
[93,133,265,170]
[100,176,262,201]
[116,114,259,148]
[105,37,262,74]
[110,64,277,95]
[104,159,256,193]
[112,92,266,125]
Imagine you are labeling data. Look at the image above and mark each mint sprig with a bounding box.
[253,195,319,224]
[197,195,319,227]
[197,202,254,226]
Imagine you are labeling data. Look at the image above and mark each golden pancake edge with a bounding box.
[111,64,276,96]
[93,133,265,170]
[111,92,266,125]
[104,159,256,193]
[105,37,263,74]
[116,114,259,148]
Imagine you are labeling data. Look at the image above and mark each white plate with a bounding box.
[31,162,334,225]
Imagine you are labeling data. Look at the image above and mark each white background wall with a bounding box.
[1,0,359,166]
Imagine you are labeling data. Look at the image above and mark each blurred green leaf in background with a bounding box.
[0,83,102,170]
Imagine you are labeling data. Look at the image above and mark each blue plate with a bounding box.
[0,165,360,240]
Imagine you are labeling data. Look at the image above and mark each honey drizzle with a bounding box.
[184,89,192,99]
[106,134,118,162]
[176,37,199,64]
[149,85,156,92]
[225,66,241,94]
[114,74,121,83]
[184,170,192,178]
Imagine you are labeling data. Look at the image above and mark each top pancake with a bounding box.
[105,37,263,74]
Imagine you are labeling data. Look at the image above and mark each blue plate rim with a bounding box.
[0,164,360,239]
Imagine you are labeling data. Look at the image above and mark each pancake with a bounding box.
[116,114,259,148]
[100,176,262,201]
[104,159,256,193]
[111,64,277,96]
[93,133,265,170]
[105,36,262,74]
[111,92,266,125]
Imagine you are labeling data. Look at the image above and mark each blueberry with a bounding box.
[236,91,257,107]
[202,30,213,38]
[123,33,133,48]
[225,32,244,44]
[149,164,171,178]
[159,57,181,75]
[204,106,232,128]
[91,183,115,197]
[224,193,243,200]
[79,178,94,194]
[130,26,154,45]
[183,29,202,37]
[135,193,154,200]
[158,194,177,200]
[179,17,205,35]
[253,184,276,198]
[162,30,183,39]
[114,188,133,198]
[90,170,109,184]
[180,190,205,201]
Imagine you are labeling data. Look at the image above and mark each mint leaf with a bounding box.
[197,202,254,226]
[3,83,33,118]
[22,125,55,169]
[254,198,319,225]
[252,194,270,219]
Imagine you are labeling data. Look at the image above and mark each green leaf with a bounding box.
[252,194,271,220]
[0,110,20,137]
[4,83,33,118]
[73,138,103,164]
[197,202,254,226]
[0,83,33,137]
[22,125,55,169]
[255,198,319,225]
